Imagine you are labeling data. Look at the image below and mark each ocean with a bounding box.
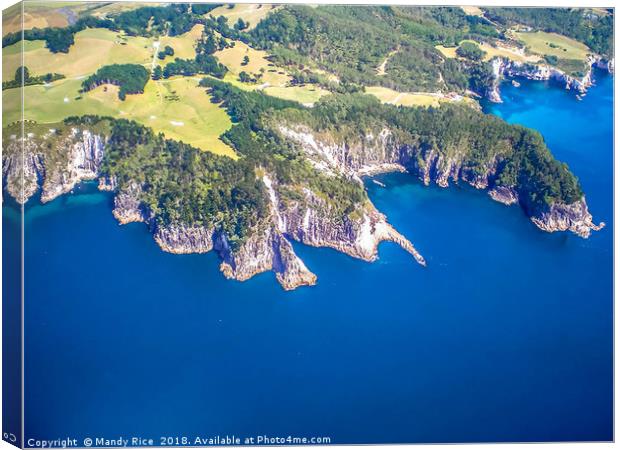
[6,71,613,444]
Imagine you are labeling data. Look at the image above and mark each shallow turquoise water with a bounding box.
[12,72,613,443]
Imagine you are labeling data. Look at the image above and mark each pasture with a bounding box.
[208,4,279,30]
[214,39,290,87]
[263,85,329,105]
[156,24,204,66]
[214,46,329,106]
[436,40,541,63]
[515,30,591,60]
[3,28,153,80]
[4,76,236,158]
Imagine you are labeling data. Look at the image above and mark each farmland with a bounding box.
[4,76,236,157]
[514,30,591,60]
[3,28,153,80]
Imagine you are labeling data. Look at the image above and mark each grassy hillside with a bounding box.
[3,28,152,80]
[4,76,236,157]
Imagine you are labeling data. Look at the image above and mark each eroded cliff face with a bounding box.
[1,117,604,290]
[144,172,425,290]
[3,137,43,204]
[531,199,605,238]
[2,129,106,204]
[488,56,614,103]
[279,124,604,238]
[40,129,105,202]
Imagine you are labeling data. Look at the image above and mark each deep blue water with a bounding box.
[14,72,613,444]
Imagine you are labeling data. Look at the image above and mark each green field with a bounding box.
[155,24,204,66]
[515,30,591,60]
[3,28,153,80]
[4,76,236,157]
[436,40,541,63]
[2,22,333,154]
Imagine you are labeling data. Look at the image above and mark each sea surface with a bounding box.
[7,72,613,444]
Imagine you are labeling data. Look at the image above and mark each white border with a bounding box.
[0,1,615,449]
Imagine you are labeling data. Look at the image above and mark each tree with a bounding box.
[456,41,486,60]
[242,55,250,66]
[238,71,252,83]
[81,64,150,100]
[544,54,558,65]
[234,18,248,30]
[152,66,163,80]
[15,66,30,81]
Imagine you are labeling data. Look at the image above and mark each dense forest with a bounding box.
[266,93,583,214]
[81,64,149,100]
[249,5,503,93]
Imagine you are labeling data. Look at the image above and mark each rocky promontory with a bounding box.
[487,56,615,103]
[279,124,604,238]
[2,111,604,290]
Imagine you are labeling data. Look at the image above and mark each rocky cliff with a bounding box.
[3,136,43,204]
[279,124,604,238]
[488,56,614,103]
[2,117,603,290]
[2,128,106,204]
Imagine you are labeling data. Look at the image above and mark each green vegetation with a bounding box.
[81,64,150,100]
[158,45,175,60]
[2,4,597,241]
[110,4,200,37]
[515,30,590,60]
[269,93,583,212]
[2,3,225,54]
[456,41,486,60]
[484,7,613,56]
[88,116,268,249]
[2,16,114,52]
[544,54,558,65]
[2,65,64,90]
[249,5,502,93]
[234,18,249,31]
[191,3,222,16]
[163,57,227,79]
